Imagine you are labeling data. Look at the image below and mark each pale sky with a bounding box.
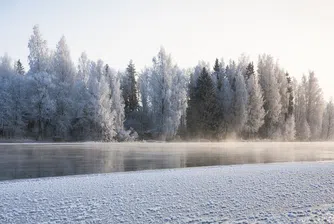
[1,0,333,99]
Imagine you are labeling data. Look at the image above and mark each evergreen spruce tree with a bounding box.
[244,62,254,81]
[286,72,294,118]
[196,67,219,139]
[122,60,139,117]
[213,58,223,89]
[15,60,25,75]
[186,73,199,137]
[282,72,296,141]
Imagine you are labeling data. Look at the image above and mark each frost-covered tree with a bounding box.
[53,36,76,83]
[275,66,289,122]
[51,36,76,139]
[105,66,125,133]
[26,26,55,140]
[138,68,150,115]
[14,60,25,75]
[171,67,188,138]
[70,53,94,140]
[70,79,94,140]
[244,62,254,81]
[237,54,250,79]
[1,24,334,142]
[28,25,49,74]
[306,71,324,140]
[231,71,248,135]
[226,60,237,86]
[283,115,296,141]
[212,58,224,89]
[27,72,55,140]
[295,75,311,140]
[220,76,233,135]
[186,72,199,137]
[132,67,153,136]
[0,55,23,137]
[211,59,224,138]
[257,54,282,139]
[281,72,296,141]
[244,62,265,138]
[77,52,90,83]
[322,99,334,140]
[147,47,187,140]
[87,60,116,141]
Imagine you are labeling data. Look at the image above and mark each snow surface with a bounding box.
[1,162,334,223]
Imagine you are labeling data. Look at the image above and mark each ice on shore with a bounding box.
[1,162,334,223]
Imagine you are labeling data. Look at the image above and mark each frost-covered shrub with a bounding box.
[116,128,138,142]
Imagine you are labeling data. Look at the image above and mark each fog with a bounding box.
[1,142,334,181]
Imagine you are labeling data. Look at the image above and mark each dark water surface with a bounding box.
[1,142,334,181]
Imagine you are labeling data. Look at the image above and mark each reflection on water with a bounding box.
[0,142,334,181]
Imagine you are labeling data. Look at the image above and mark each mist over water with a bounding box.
[0,142,334,181]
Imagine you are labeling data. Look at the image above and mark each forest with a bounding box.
[0,25,333,142]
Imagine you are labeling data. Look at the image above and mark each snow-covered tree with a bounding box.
[70,79,94,140]
[186,72,199,137]
[281,72,296,141]
[0,55,16,137]
[14,60,25,75]
[1,24,333,142]
[138,68,150,115]
[26,26,56,139]
[237,54,250,79]
[220,76,233,135]
[211,58,228,139]
[283,115,296,141]
[306,71,324,140]
[275,65,289,123]
[244,62,254,81]
[170,67,188,138]
[148,47,187,140]
[244,62,265,138]
[87,60,116,141]
[226,60,237,86]
[77,52,90,83]
[71,53,93,140]
[27,72,55,140]
[295,75,311,140]
[105,66,125,133]
[28,25,49,74]
[212,58,225,89]
[53,36,76,83]
[51,36,76,139]
[231,71,248,135]
[257,54,282,139]
[322,99,334,140]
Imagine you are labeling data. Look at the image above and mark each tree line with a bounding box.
[0,25,333,141]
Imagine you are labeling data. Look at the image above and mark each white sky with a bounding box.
[1,0,333,99]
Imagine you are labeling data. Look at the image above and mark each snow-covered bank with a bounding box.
[1,162,334,223]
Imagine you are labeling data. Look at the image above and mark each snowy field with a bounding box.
[1,162,334,223]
